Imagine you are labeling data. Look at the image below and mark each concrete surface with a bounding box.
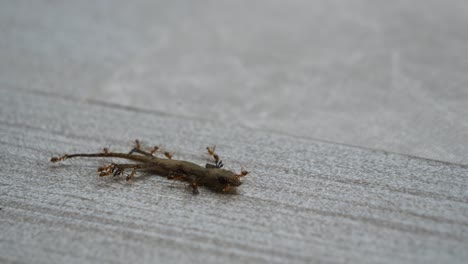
[1,88,468,264]
[1,1,468,263]
[1,0,467,164]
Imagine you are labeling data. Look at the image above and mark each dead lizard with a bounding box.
[51,140,248,194]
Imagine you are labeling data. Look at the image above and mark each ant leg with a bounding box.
[128,139,159,157]
[206,146,224,168]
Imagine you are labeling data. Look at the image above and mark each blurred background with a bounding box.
[1,0,467,164]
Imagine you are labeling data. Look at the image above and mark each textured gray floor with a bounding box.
[1,1,468,263]
[1,88,468,263]
[1,0,467,164]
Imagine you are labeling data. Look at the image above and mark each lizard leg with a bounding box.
[128,139,159,157]
[167,172,199,194]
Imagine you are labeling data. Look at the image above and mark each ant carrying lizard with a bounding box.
[51,140,248,194]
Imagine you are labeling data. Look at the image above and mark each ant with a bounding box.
[51,140,249,194]
[206,146,224,169]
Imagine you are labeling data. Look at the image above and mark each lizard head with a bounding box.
[206,168,249,193]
